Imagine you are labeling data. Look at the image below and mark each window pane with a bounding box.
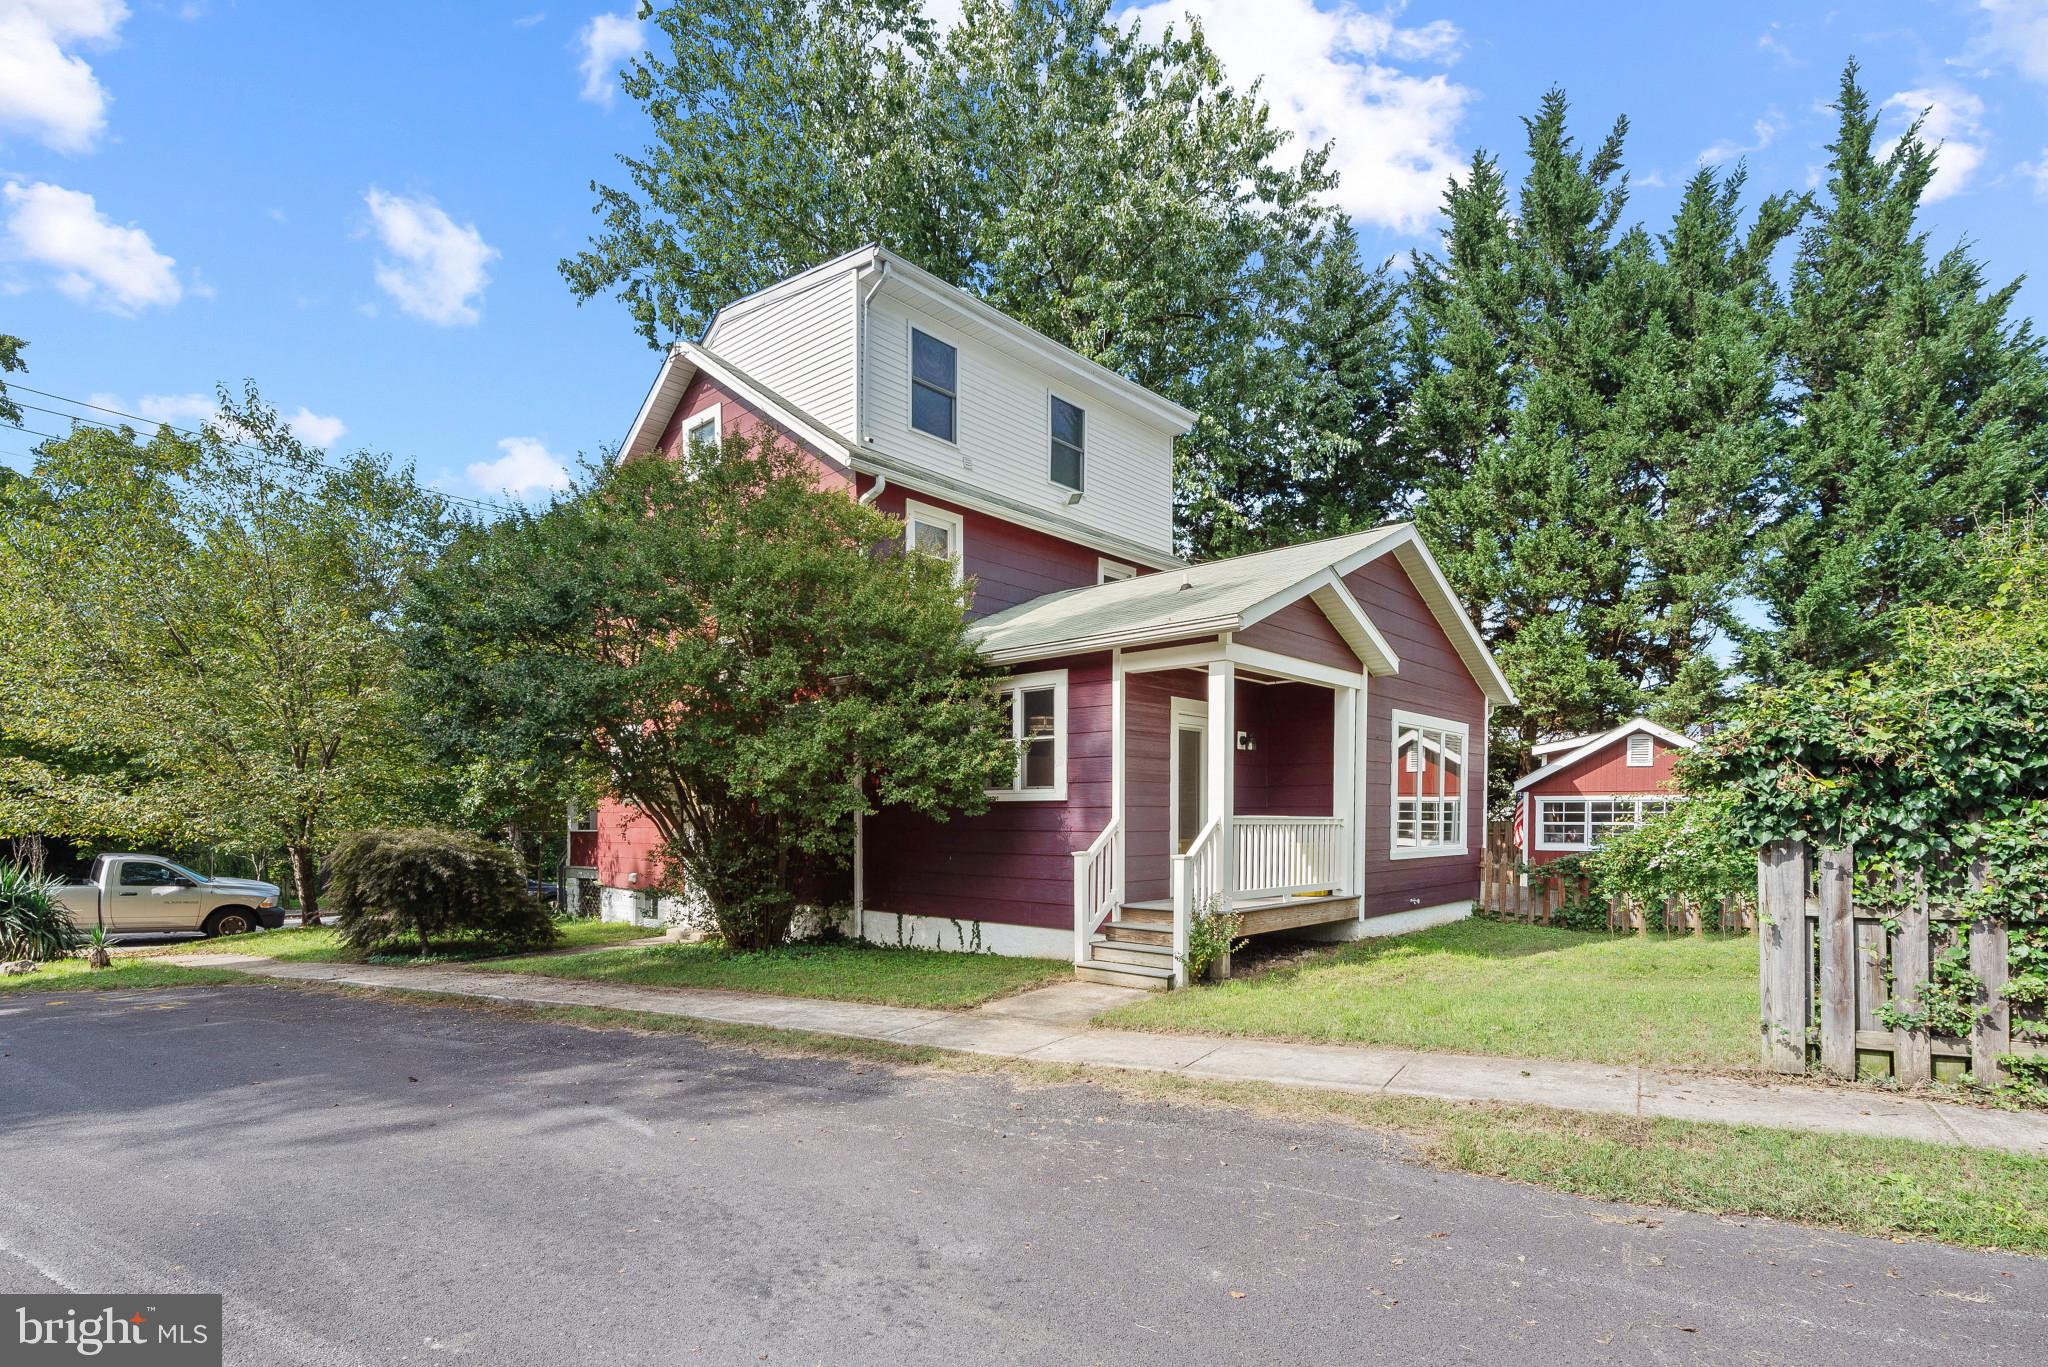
[1395,799,1418,847]
[1441,799,1461,844]
[1441,735,1462,798]
[1397,732,1420,795]
[120,862,177,886]
[1051,396,1084,448]
[911,383,956,441]
[1023,738,1055,789]
[687,418,718,454]
[912,329,956,391]
[1021,688,1055,738]
[1050,440,1083,491]
[1175,726,1204,851]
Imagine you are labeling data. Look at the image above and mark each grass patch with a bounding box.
[474,939,1071,1009]
[1100,918,1759,1070]
[369,987,2048,1256]
[135,918,651,965]
[0,957,252,993]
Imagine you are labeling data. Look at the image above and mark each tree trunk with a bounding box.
[287,843,319,926]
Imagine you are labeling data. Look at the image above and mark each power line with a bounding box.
[3,384,526,517]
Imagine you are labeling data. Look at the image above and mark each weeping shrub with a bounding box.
[328,828,556,958]
[0,863,81,962]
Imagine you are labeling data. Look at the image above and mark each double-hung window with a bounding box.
[903,499,964,584]
[910,328,957,442]
[989,669,1066,800]
[1049,395,1085,492]
[1391,710,1467,857]
[1534,795,1682,851]
[682,405,721,456]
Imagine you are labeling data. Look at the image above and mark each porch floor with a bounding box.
[1122,893,1360,937]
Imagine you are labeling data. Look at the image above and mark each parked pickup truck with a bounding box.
[54,854,285,937]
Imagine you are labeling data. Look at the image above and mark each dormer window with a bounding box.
[1049,395,1085,492]
[910,328,957,442]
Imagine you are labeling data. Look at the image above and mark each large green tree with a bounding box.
[0,330,24,426]
[1747,61,2048,677]
[1406,91,1801,775]
[403,433,1015,949]
[0,388,451,915]
[561,0,1402,557]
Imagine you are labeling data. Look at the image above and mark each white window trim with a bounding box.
[907,320,960,446]
[988,668,1068,802]
[1626,733,1654,767]
[1097,557,1136,584]
[1048,392,1085,495]
[1388,707,1470,860]
[681,403,721,452]
[903,498,966,585]
[1533,793,1684,852]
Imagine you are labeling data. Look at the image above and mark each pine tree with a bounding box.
[1749,60,2048,676]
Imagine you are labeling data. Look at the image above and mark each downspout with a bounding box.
[858,474,887,506]
[856,256,889,447]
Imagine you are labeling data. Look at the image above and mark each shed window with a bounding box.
[1535,795,1682,851]
[910,328,957,442]
[1049,395,1085,491]
[1391,710,1467,857]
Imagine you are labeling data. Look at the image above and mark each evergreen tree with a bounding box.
[1748,61,2048,676]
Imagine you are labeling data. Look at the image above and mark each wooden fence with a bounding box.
[1758,839,2041,1086]
[1478,830,1754,933]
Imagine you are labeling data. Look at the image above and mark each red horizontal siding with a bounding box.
[1528,736,1686,797]
[1236,598,1360,672]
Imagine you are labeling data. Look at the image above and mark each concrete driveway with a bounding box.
[1,986,2043,1366]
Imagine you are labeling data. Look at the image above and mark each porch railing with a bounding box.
[1169,815,1223,987]
[1235,815,1346,898]
[1071,818,1124,967]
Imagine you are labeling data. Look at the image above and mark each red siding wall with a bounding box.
[857,478,1136,618]
[862,652,1113,931]
[659,371,853,492]
[1236,598,1359,672]
[594,798,665,892]
[1522,733,1686,865]
[1123,668,1208,902]
[1347,555,1488,920]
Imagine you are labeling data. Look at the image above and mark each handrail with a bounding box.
[1070,818,1124,967]
[1168,816,1224,987]
[1235,815,1347,899]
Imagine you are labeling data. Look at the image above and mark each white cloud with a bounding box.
[1756,24,1798,68]
[2019,149,2048,196]
[2,179,180,312]
[120,392,345,447]
[284,407,346,447]
[1116,0,1470,233]
[470,437,571,498]
[1699,111,1786,167]
[1882,86,1988,202]
[577,10,643,105]
[1972,0,2048,86]
[0,0,128,153]
[136,392,217,426]
[362,188,497,326]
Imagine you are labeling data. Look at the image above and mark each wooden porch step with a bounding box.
[1075,958,1173,991]
[1117,902,1173,927]
[1102,919,1171,947]
[1090,935,1173,969]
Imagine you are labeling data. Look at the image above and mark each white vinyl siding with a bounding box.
[1535,795,1681,851]
[989,669,1067,801]
[864,293,1174,556]
[702,269,858,438]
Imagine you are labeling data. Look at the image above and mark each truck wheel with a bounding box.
[204,908,257,938]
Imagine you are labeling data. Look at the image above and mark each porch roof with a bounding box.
[971,524,1409,667]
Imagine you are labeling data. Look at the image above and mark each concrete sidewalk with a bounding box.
[163,952,2048,1158]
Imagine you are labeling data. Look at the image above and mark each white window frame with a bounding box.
[988,668,1068,802]
[1048,392,1085,494]
[1626,733,1655,767]
[907,322,959,445]
[1534,794,1684,851]
[1097,557,1136,584]
[681,403,721,454]
[1389,708,1470,860]
[903,498,965,585]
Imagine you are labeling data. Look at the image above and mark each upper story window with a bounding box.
[1626,733,1654,767]
[1097,558,1136,584]
[910,328,957,442]
[903,498,964,584]
[1391,709,1467,858]
[989,669,1067,800]
[682,405,720,455]
[1049,395,1085,492]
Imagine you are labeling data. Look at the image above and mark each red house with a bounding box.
[1509,718,1694,865]
[567,246,1516,988]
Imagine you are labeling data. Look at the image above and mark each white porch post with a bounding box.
[1332,684,1358,897]
[1207,660,1236,908]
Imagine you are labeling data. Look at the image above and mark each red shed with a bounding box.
[1510,718,1694,864]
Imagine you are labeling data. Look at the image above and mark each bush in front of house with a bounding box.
[328,828,556,959]
[0,862,81,962]
[1582,793,1755,927]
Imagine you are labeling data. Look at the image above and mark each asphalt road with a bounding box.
[2,987,2043,1366]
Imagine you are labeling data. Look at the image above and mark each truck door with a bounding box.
[109,859,204,931]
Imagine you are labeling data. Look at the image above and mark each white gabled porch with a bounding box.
[1071,636,1374,990]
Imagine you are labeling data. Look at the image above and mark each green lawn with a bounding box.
[1099,918,1758,1070]
[0,957,251,993]
[137,918,651,964]
[478,939,1072,1009]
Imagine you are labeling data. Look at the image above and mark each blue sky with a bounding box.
[3,0,2046,506]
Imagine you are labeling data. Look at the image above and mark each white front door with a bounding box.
[1170,698,1207,855]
